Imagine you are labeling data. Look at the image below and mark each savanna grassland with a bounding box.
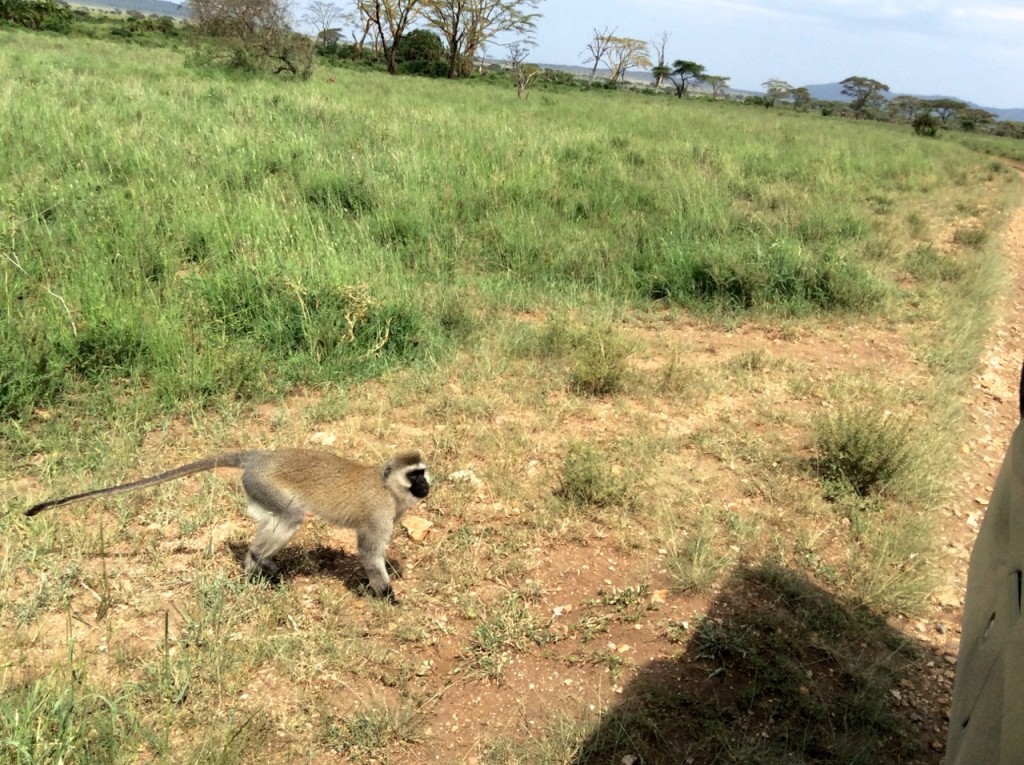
[2,27,1023,764]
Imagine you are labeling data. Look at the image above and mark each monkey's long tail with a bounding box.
[25,452,255,516]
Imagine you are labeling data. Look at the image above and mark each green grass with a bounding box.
[2,28,1014,429]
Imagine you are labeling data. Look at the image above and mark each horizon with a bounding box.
[521,0,1023,111]
[71,0,1024,110]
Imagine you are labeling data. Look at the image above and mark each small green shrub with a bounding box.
[667,528,733,593]
[912,113,939,137]
[952,225,989,248]
[556,442,631,509]
[304,175,375,215]
[724,348,773,373]
[814,403,916,497]
[634,239,886,313]
[904,244,967,283]
[0,319,67,419]
[321,705,420,756]
[67,315,152,378]
[469,595,550,680]
[567,328,630,397]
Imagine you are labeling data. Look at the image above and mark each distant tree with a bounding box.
[1,0,73,30]
[925,97,969,123]
[791,86,811,110]
[887,95,926,122]
[667,59,704,98]
[302,0,347,47]
[762,79,792,107]
[393,27,446,74]
[345,2,377,57]
[649,30,669,87]
[991,121,1024,139]
[188,0,315,77]
[356,0,423,74]
[580,26,615,82]
[421,0,541,79]
[651,64,670,89]
[840,76,889,116]
[603,36,650,83]
[704,75,730,100]
[506,39,539,98]
[957,107,996,133]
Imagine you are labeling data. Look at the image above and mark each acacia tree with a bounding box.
[302,0,347,46]
[840,75,889,116]
[957,107,995,133]
[704,74,730,100]
[887,95,926,121]
[189,0,315,76]
[762,79,792,107]
[421,0,541,79]
[357,0,423,74]
[926,97,969,123]
[603,36,650,83]
[791,86,810,110]
[667,59,704,98]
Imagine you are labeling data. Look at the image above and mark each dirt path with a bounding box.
[933,168,1024,669]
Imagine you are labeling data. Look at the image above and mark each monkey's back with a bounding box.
[243,449,388,526]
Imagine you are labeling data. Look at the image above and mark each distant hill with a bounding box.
[71,0,189,18]
[805,83,1023,122]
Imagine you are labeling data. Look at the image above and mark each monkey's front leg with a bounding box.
[357,525,398,602]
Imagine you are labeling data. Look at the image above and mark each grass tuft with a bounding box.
[555,442,632,511]
[813,402,917,498]
[567,328,630,397]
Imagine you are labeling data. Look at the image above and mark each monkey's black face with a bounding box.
[407,469,430,499]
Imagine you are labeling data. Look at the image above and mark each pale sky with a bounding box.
[518,0,1023,108]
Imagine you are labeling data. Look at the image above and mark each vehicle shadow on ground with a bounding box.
[573,563,950,765]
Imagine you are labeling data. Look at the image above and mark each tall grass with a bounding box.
[1,29,1011,426]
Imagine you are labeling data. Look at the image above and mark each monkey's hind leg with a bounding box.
[244,500,303,582]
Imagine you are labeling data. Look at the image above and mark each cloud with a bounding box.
[950,5,1024,24]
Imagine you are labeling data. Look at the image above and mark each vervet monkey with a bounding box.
[25,449,430,600]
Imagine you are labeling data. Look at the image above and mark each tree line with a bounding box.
[295,0,540,78]
[4,0,1022,138]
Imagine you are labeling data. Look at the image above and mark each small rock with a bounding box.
[308,431,337,446]
[448,469,484,488]
[401,515,433,542]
